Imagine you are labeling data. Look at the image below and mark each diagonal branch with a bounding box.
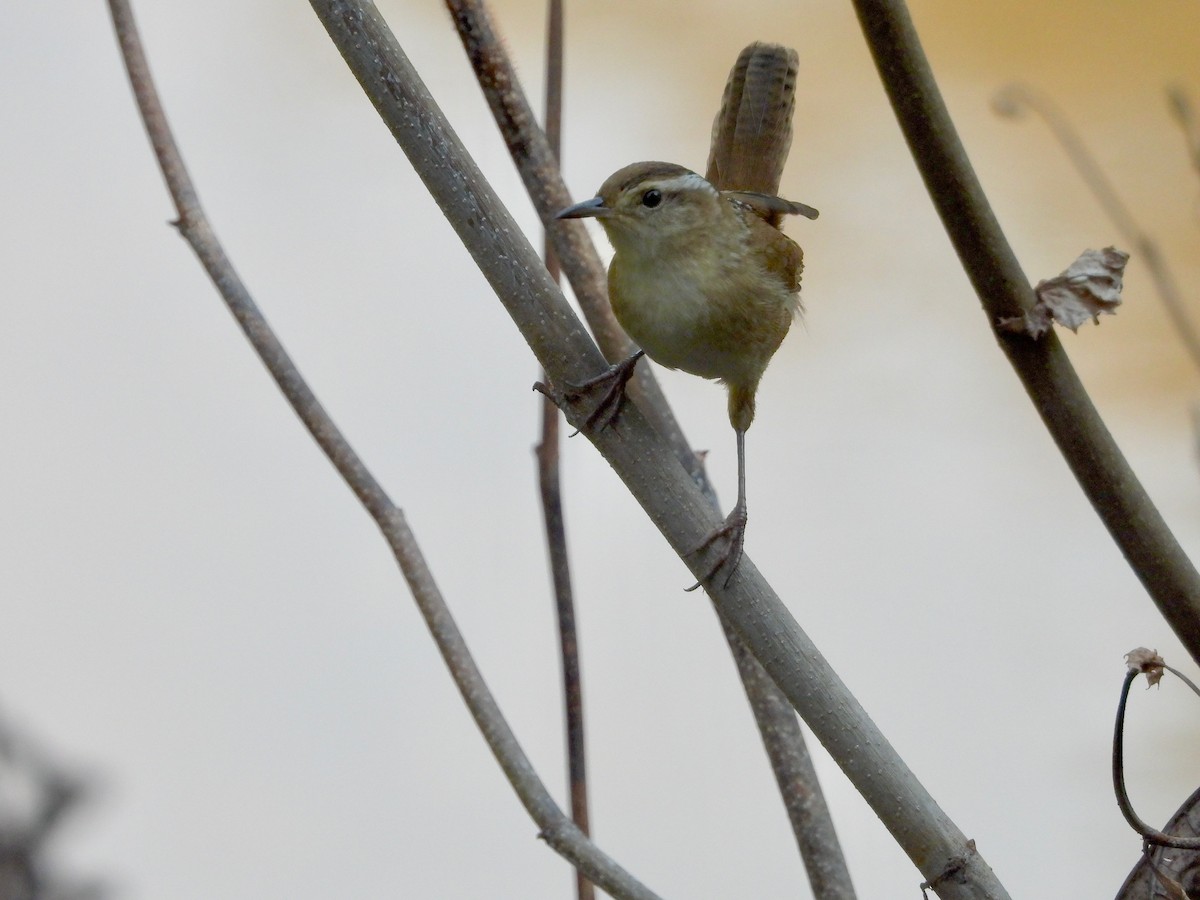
[105,1,659,896]
[852,0,1200,665]
[308,1,1010,895]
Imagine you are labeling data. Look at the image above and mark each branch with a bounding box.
[106,1,658,896]
[308,1,1009,895]
[852,0,1200,666]
[534,4,596,899]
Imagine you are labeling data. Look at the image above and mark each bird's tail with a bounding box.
[705,42,798,196]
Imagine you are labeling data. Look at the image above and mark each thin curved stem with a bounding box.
[106,2,658,896]
[536,4,596,899]
[853,0,1200,666]
[1164,664,1200,699]
[1112,668,1200,849]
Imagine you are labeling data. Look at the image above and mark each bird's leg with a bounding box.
[536,350,645,433]
[685,429,748,591]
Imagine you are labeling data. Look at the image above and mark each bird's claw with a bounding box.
[538,351,644,435]
[684,504,748,591]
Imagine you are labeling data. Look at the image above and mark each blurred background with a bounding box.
[3,0,1200,896]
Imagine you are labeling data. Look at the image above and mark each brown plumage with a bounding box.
[556,44,816,587]
[706,43,798,198]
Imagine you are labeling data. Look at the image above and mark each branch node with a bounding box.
[997,247,1128,339]
[919,839,976,897]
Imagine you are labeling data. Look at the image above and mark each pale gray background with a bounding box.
[3,1,1200,897]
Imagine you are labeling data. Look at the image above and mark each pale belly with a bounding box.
[609,260,793,386]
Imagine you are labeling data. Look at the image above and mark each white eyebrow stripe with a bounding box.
[656,172,718,196]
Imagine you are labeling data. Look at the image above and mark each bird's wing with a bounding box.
[745,212,804,295]
[724,191,819,222]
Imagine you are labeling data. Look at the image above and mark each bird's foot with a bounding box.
[684,503,748,592]
[535,350,644,434]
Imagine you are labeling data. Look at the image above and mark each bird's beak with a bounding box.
[556,196,611,219]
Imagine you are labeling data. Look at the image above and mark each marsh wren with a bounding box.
[557,43,817,588]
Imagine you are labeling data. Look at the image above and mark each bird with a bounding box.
[555,43,817,588]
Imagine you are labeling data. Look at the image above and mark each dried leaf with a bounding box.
[1125,647,1166,687]
[999,247,1129,338]
[1116,785,1200,898]
[1148,860,1191,900]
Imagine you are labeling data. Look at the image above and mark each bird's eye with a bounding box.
[641,189,662,209]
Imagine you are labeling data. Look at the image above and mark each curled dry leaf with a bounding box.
[999,246,1129,338]
[1125,647,1166,687]
[1115,785,1200,898]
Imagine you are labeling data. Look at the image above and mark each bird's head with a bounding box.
[556,162,724,255]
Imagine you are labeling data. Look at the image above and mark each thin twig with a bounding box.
[309,2,1010,895]
[994,84,1200,375]
[1164,663,1200,699]
[1112,668,1200,849]
[445,4,854,891]
[106,2,658,896]
[853,0,1200,666]
[537,395,594,899]
[535,3,595,899]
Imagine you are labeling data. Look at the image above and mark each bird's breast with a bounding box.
[607,241,794,387]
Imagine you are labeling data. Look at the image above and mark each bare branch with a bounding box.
[852,0,1200,666]
[308,1,1009,894]
[106,1,659,896]
[535,4,596,899]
